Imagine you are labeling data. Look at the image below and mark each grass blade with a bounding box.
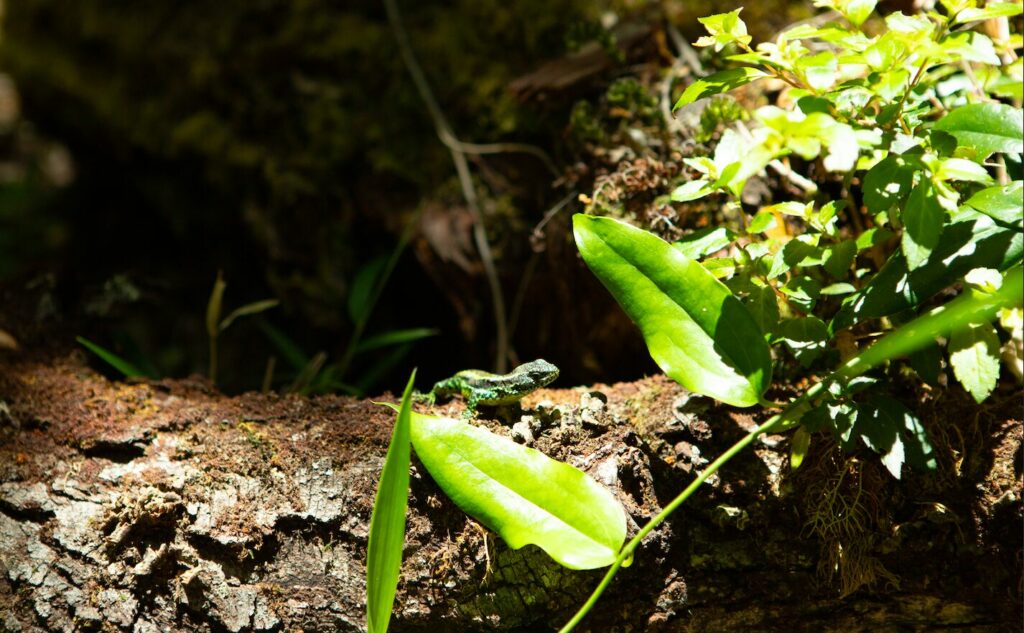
[366,370,416,633]
[76,336,148,378]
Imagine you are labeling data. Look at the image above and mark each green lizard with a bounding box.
[423,359,559,412]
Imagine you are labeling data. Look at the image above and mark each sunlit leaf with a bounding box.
[933,103,1024,158]
[366,371,416,633]
[949,321,1001,402]
[833,213,1023,331]
[965,181,1023,226]
[410,412,626,569]
[574,214,772,407]
[674,68,765,109]
[672,226,737,259]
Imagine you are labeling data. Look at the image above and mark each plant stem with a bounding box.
[560,267,1023,632]
[559,408,797,633]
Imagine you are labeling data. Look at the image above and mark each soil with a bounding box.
[0,342,1020,632]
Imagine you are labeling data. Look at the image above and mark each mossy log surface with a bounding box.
[0,344,1020,632]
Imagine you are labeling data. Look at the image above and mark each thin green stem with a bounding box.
[559,408,796,633]
[560,267,1023,632]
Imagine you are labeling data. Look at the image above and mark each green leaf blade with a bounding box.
[410,413,626,570]
[673,68,765,110]
[949,321,1001,403]
[933,103,1024,158]
[76,336,150,379]
[574,214,772,407]
[901,180,945,270]
[366,370,417,633]
[965,181,1023,227]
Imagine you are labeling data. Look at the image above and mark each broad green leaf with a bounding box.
[935,158,994,185]
[938,32,1000,66]
[949,321,1001,402]
[860,156,917,213]
[76,336,149,378]
[672,226,737,259]
[674,68,765,110]
[954,2,1023,24]
[574,214,772,406]
[355,328,440,354]
[366,371,416,633]
[965,181,1023,226]
[901,180,945,270]
[933,103,1024,158]
[409,412,626,569]
[776,316,830,366]
[218,299,279,332]
[833,212,1023,331]
[863,157,917,214]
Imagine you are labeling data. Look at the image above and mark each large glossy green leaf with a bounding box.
[574,214,771,406]
[933,103,1024,157]
[366,371,416,633]
[410,413,626,570]
[832,212,1023,331]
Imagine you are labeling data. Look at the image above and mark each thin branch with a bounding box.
[384,0,509,372]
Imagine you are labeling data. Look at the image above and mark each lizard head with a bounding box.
[517,359,560,387]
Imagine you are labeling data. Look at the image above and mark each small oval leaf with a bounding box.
[573,214,772,407]
[933,103,1024,158]
[410,413,626,570]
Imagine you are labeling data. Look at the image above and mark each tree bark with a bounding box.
[0,352,1020,632]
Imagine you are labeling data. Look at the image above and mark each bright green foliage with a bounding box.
[366,371,416,633]
[674,68,765,109]
[949,320,1002,402]
[582,0,1023,487]
[573,214,772,407]
[933,103,1024,158]
[695,9,753,52]
[409,412,626,569]
[966,182,1024,226]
